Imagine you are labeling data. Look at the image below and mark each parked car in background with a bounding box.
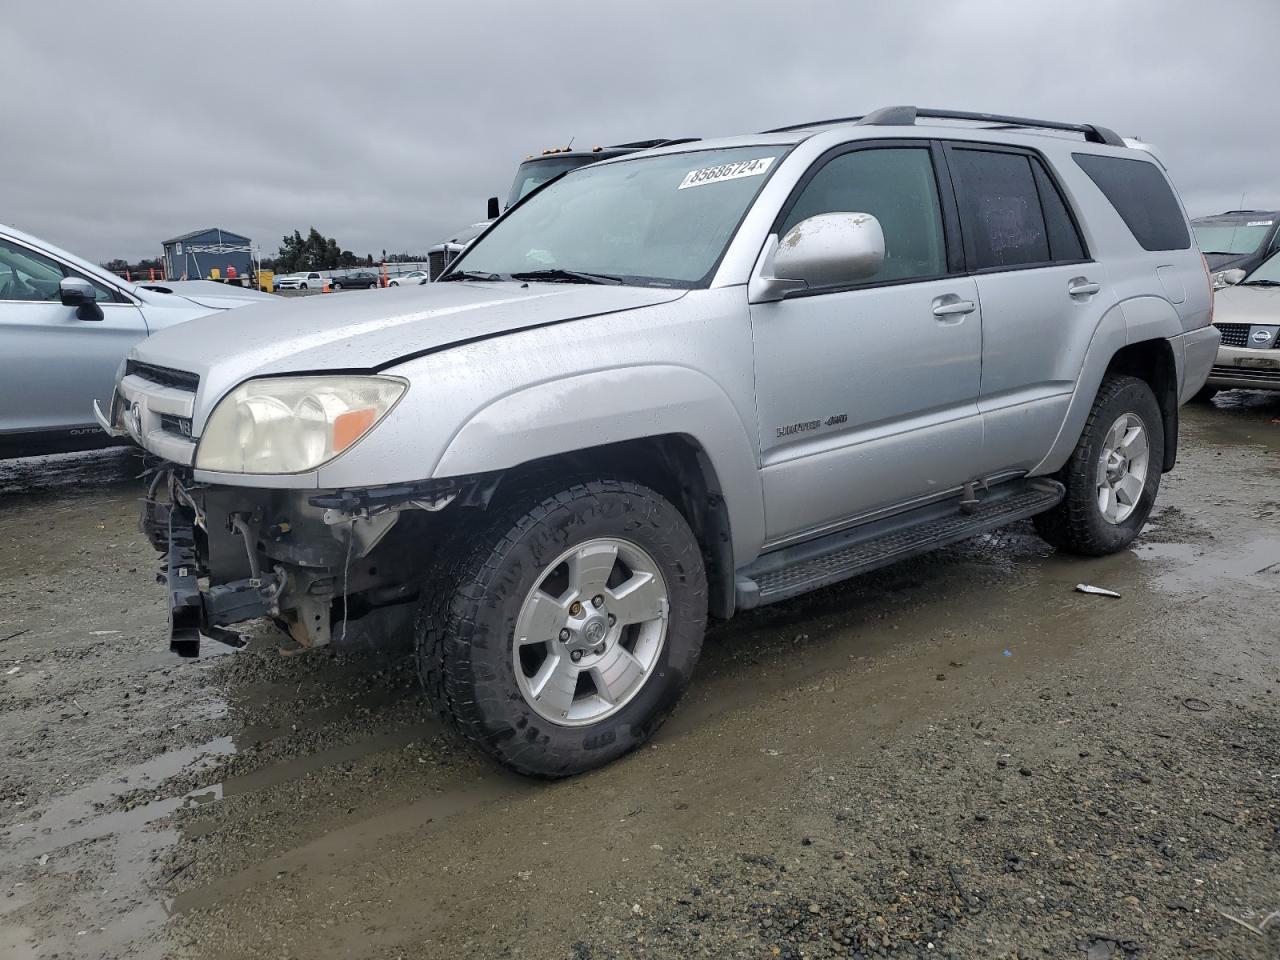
[1199,248,1280,399]
[1192,210,1280,281]
[331,271,380,290]
[425,140,692,279]
[274,271,327,290]
[387,270,429,286]
[101,106,1215,777]
[0,222,274,457]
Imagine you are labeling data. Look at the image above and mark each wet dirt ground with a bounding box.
[1,394,1277,960]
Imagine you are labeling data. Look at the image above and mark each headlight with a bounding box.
[195,376,406,474]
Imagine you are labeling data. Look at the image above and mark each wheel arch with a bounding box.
[431,366,766,618]
[1032,297,1181,476]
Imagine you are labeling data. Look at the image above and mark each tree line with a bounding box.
[102,227,430,276]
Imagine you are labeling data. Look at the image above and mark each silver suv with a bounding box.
[99,106,1218,777]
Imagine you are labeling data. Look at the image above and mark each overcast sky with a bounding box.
[2,0,1276,264]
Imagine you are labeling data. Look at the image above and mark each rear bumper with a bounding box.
[1175,325,1221,403]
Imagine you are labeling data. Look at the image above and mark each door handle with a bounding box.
[1068,278,1101,297]
[932,296,976,318]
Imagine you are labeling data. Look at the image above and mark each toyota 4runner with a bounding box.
[98,106,1219,777]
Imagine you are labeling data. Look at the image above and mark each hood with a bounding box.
[131,281,687,411]
[1214,282,1280,327]
[134,280,277,310]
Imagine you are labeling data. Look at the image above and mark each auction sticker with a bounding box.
[679,157,775,189]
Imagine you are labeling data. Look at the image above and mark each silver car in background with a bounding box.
[0,223,274,457]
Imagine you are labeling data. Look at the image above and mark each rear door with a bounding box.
[943,144,1116,474]
[0,235,147,440]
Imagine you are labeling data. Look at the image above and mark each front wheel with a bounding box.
[416,479,707,777]
[1033,374,1164,556]
[299,282,308,290]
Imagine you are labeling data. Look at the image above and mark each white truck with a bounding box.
[273,271,326,291]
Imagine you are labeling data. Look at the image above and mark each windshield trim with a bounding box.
[443,143,796,290]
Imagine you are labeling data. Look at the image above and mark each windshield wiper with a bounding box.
[439,270,506,282]
[1240,279,1280,287]
[510,268,624,286]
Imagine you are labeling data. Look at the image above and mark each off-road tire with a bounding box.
[415,478,707,777]
[1033,374,1164,556]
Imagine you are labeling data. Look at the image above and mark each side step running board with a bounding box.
[735,478,1064,610]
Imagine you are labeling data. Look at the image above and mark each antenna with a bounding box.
[566,136,575,150]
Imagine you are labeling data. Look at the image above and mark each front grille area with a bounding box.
[1212,364,1280,383]
[126,360,200,393]
[1215,323,1250,348]
[427,249,457,280]
[159,413,193,438]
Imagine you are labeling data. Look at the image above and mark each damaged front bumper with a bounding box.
[141,465,497,658]
[146,477,279,657]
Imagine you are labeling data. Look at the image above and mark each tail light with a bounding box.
[1202,253,1214,325]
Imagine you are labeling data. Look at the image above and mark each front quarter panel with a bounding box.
[312,289,766,563]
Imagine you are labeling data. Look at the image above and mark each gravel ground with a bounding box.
[0,393,1276,960]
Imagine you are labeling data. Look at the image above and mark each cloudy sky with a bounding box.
[2,0,1276,264]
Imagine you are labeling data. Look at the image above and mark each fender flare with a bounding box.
[1031,296,1182,476]
[431,365,766,564]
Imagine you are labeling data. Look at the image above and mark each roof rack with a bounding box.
[762,105,1126,147]
[611,138,701,150]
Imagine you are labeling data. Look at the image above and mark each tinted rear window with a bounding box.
[949,149,1050,269]
[1073,153,1190,251]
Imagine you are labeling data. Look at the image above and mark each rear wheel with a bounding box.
[416,478,706,777]
[1033,374,1164,556]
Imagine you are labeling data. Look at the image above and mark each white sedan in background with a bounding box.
[387,270,429,286]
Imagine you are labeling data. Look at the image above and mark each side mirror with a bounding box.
[486,196,500,220]
[1212,268,1246,290]
[60,277,104,320]
[749,213,886,303]
[59,276,97,307]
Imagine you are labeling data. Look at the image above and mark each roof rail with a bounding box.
[763,106,1126,147]
[611,137,701,150]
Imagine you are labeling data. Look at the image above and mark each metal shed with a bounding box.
[162,227,253,281]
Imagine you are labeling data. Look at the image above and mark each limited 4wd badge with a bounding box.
[679,157,775,189]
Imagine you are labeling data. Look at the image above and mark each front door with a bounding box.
[0,235,146,442]
[750,142,983,545]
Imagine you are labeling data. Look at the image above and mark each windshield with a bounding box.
[505,156,598,207]
[1243,249,1280,284]
[1193,220,1273,255]
[455,147,785,287]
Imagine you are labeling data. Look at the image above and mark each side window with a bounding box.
[0,237,117,303]
[1072,153,1190,252]
[948,149,1050,269]
[1031,160,1086,262]
[779,147,947,287]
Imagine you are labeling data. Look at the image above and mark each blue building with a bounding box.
[162,227,253,280]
